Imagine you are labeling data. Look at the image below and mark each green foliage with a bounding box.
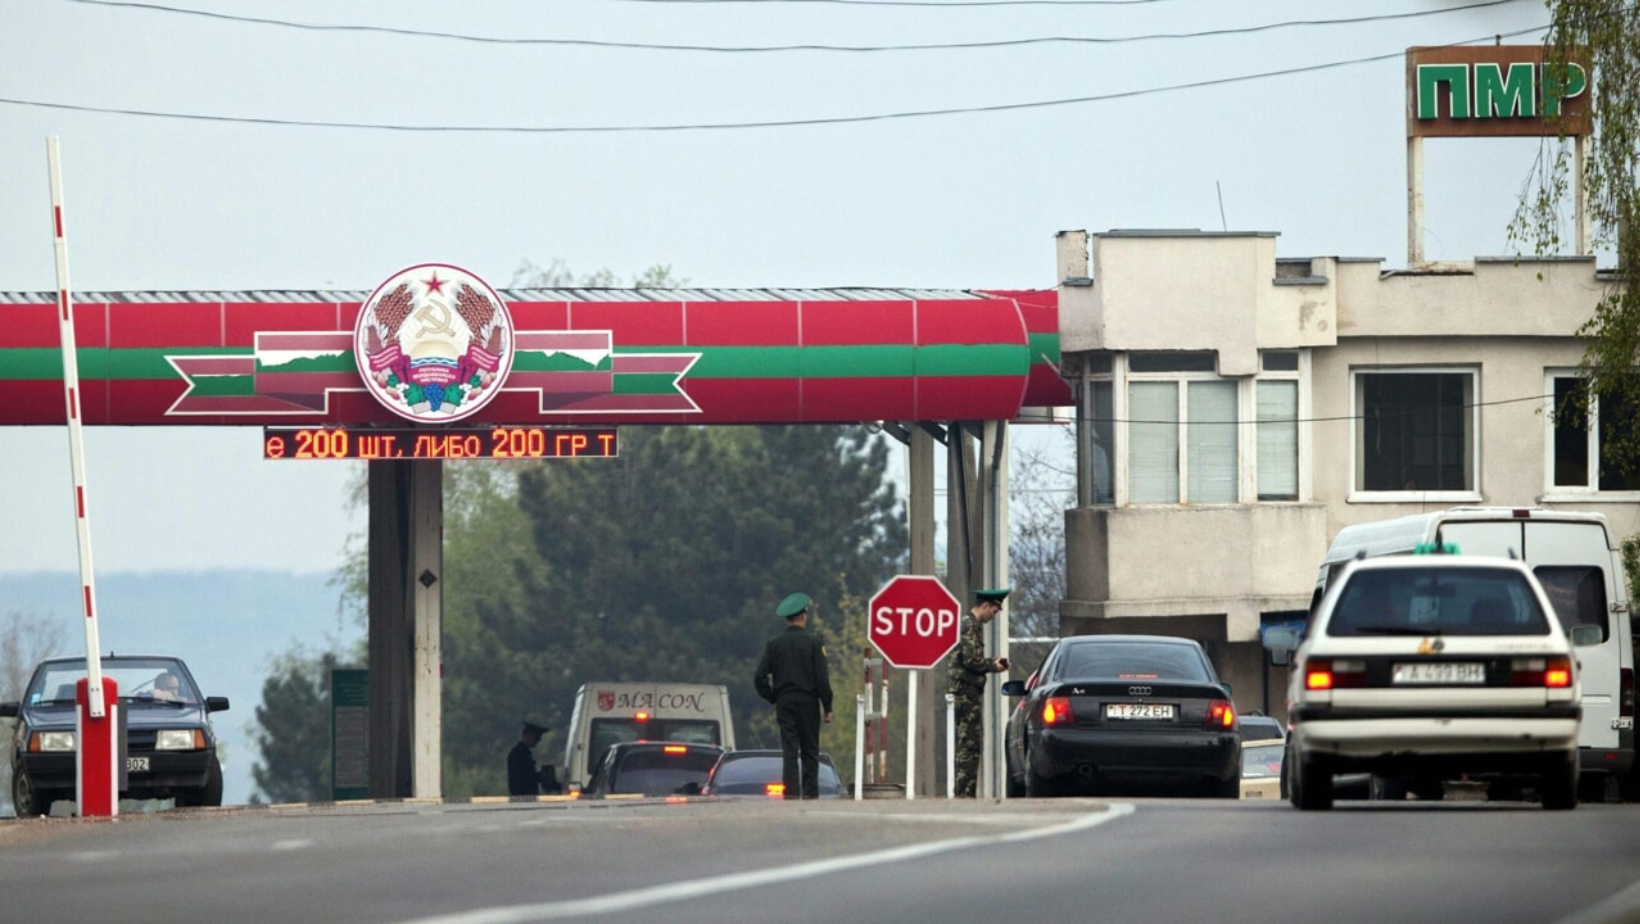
[434,425,906,796]
[248,647,355,804]
[1509,3,1640,466]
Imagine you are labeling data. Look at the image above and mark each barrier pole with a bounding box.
[945,693,956,799]
[853,693,866,801]
[49,137,116,818]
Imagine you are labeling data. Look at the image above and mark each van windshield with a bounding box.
[1328,567,1552,637]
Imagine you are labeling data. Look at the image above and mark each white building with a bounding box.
[1054,227,1628,716]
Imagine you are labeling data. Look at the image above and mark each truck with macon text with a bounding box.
[562,682,736,792]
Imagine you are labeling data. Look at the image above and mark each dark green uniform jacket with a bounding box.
[754,625,834,710]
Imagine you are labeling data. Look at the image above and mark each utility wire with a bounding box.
[0,25,1547,133]
[61,0,1529,53]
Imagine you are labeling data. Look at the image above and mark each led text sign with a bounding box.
[263,426,618,460]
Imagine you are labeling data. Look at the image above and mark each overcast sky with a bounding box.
[1,0,1570,576]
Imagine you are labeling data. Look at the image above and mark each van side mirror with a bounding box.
[1570,625,1604,648]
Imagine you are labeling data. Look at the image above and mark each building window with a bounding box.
[1257,381,1298,501]
[1128,379,1238,504]
[1354,369,1475,493]
[1547,373,1640,493]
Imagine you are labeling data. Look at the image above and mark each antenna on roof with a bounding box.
[1215,181,1228,232]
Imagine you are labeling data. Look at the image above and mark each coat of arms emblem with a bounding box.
[354,264,514,422]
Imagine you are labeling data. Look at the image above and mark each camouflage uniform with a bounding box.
[946,614,995,798]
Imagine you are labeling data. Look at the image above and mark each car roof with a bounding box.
[1056,634,1203,647]
[1338,554,1536,575]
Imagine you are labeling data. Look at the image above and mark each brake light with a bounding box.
[1621,668,1634,718]
[1304,658,1365,690]
[634,711,650,723]
[1205,700,1237,729]
[765,783,785,798]
[662,745,688,754]
[1041,697,1074,726]
[1511,656,1574,688]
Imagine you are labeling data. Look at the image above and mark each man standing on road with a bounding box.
[508,720,549,796]
[948,587,1010,798]
[753,592,835,799]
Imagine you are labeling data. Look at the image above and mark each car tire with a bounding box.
[1206,775,1240,799]
[12,769,47,817]
[177,757,225,808]
[1005,773,1026,798]
[1540,756,1578,811]
[1289,745,1333,811]
[1025,767,1063,798]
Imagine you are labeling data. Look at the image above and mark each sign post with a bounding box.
[868,575,962,800]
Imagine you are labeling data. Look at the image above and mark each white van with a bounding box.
[1314,507,1635,801]
[563,682,736,792]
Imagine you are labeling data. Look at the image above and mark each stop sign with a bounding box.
[868,575,963,669]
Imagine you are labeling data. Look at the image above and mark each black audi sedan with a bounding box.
[579,741,725,798]
[1,655,229,815]
[1002,635,1241,798]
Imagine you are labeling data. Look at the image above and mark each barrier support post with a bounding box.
[853,693,866,801]
[945,692,956,799]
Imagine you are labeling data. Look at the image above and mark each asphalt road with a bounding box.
[2,796,1639,924]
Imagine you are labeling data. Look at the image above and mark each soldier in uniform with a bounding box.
[753,592,835,799]
[508,720,549,796]
[948,587,1011,798]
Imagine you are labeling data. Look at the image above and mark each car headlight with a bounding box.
[154,729,206,751]
[31,731,75,752]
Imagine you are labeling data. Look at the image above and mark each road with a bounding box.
[2,796,1638,924]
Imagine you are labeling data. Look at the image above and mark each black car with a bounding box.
[1002,634,1242,798]
[1238,713,1286,741]
[1,655,229,815]
[579,741,725,798]
[699,749,847,799]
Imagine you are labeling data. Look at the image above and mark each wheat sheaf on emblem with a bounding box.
[364,282,414,354]
[455,282,506,375]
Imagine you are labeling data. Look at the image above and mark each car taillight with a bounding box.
[1041,697,1074,726]
[663,745,688,755]
[1204,699,1236,729]
[765,783,785,798]
[1304,658,1365,690]
[634,711,650,723]
[1511,656,1574,688]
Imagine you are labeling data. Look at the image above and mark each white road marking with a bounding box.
[394,804,1136,924]
[269,839,312,851]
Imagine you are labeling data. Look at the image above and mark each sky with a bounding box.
[1,0,1577,579]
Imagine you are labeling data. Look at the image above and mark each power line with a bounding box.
[0,25,1547,134]
[61,0,1529,53]
[1054,390,1565,428]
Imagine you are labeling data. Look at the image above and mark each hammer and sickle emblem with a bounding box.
[412,299,458,339]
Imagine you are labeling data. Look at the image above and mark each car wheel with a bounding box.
[176,757,224,808]
[12,769,49,817]
[1005,773,1026,798]
[1290,748,1333,811]
[1540,756,1578,811]
[1025,767,1063,798]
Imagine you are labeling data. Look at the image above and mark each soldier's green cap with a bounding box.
[975,587,1011,603]
[776,592,812,619]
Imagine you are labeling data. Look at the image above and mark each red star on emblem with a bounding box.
[423,271,447,295]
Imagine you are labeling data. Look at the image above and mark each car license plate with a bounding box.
[126,756,150,773]
[1392,662,1485,685]
[1105,703,1175,720]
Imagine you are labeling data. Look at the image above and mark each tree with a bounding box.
[435,425,907,796]
[247,647,355,804]
[1005,431,1075,678]
[0,611,66,815]
[1510,5,1639,467]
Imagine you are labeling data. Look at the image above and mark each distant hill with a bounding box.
[1,569,364,806]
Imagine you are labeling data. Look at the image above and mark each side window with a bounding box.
[1353,368,1477,496]
[1534,565,1610,640]
[1545,373,1640,494]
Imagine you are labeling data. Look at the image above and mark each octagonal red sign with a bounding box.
[868,575,963,669]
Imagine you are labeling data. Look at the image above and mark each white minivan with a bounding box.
[1313,507,1635,801]
[562,682,735,793]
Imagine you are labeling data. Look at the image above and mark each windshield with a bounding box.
[608,748,721,795]
[589,718,721,773]
[1241,743,1284,779]
[26,659,200,706]
[1328,566,1552,637]
[709,756,843,795]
